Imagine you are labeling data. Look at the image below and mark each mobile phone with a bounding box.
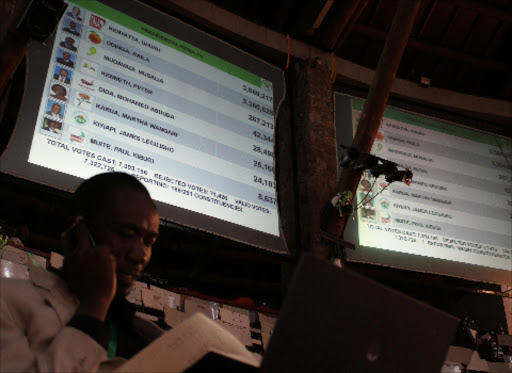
[67,220,96,249]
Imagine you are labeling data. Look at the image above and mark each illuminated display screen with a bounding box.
[1,0,287,253]
[336,93,512,285]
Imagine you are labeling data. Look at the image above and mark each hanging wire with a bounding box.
[353,178,392,214]
[353,177,377,211]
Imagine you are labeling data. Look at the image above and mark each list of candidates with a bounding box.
[352,100,512,271]
[28,1,280,236]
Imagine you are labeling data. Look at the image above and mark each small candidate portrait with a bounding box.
[63,20,81,37]
[66,6,83,21]
[56,49,75,68]
[41,118,63,135]
[50,84,68,102]
[45,101,65,119]
[359,191,374,208]
[60,36,78,52]
[53,66,72,84]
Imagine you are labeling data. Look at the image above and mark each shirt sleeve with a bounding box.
[0,296,108,373]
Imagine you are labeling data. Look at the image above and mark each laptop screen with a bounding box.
[261,254,459,372]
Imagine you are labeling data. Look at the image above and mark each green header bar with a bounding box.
[352,98,511,150]
[70,1,261,86]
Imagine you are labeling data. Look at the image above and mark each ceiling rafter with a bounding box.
[353,23,508,72]
[461,14,481,51]
[199,0,511,100]
[288,0,334,37]
[333,0,370,51]
[270,0,294,32]
[439,5,460,46]
[368,0,383,25]
[312,0,335,30]
[483,19,505,57]
[440,0,512,22]
[314,0,362,50]
[417,0,438,39]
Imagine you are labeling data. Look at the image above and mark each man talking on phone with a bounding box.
[0,172,162,372]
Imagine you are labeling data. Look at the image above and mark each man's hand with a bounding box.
[62,217,116,321]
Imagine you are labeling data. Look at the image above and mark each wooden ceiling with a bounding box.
[205,0,512,101]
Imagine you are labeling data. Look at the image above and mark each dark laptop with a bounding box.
[260,253,459,373]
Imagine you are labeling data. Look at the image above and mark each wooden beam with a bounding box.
[324,0,422,253]
[484,20,505,57]
[312,0,335,30]
[353,23,508,72]
[160,0,512,125]
[417,0,438,38]
[291,0,335,37]
[353,1,423,155]
[270,0,295,32]
[440,0,512,23]
[314,0,362,50]
[333,0,370,51]
[368,0,383,24]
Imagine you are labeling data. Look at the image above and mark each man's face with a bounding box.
[70,22,76,30]
[63,52,71,60]
[72,6,80,16]
[53,85,65,96]
[60,69,68,77]
[361,180,371,192]
[90,187,159,296]
[51,104,61,114]
[65,37,74,46]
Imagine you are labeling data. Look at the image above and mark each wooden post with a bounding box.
[291,58,338,260]
[324,0,422,250]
